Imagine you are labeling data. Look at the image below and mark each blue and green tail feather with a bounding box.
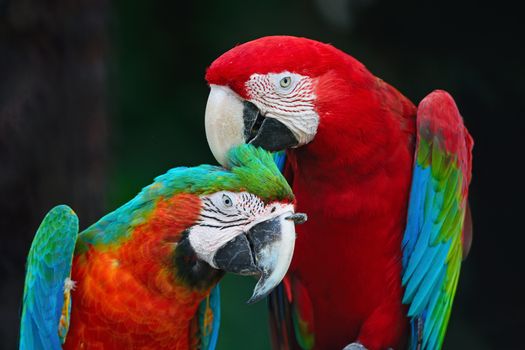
[20,205,78,350]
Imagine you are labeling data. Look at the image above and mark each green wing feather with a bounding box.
[401,91,473,350]
[20,205,79,350]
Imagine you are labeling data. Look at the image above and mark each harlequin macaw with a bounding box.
[20,144,307,350]
[203,36,473,350]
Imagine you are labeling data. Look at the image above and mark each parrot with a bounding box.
[19,144,307,350]
[203,36,473,350]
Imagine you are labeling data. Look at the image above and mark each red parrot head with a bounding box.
[205,35,381,166]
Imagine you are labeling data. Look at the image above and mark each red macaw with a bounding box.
[203,36,473,350]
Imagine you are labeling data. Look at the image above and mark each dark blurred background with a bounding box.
[1,0,523,349]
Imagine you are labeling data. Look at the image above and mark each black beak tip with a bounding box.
[285,213,308,225]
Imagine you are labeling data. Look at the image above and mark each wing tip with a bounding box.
[418,90,461,126]
[47,205,78,221]
[417,90,473,160]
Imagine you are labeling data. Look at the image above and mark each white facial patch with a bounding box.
[187,223,243,268]
[187,191,294,268]
[246,71,319,145]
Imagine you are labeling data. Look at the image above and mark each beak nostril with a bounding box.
[285,213,308,225]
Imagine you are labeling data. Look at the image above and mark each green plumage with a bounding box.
[77,145,294,250]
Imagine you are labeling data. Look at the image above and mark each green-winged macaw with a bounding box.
[20,144,307,350]
[203,36,473,350]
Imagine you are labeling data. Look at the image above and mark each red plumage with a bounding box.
[207,36,419,349]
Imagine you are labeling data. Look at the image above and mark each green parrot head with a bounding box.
[140,144,304,302]
[81,145,303,303]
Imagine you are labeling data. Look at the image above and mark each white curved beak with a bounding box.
[205,85,246,167]
[246,210,297,304]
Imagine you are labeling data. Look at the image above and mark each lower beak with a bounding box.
[205,85,298,167]
[213,212,300,303]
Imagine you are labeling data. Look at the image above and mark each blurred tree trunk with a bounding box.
[0,0,108,347]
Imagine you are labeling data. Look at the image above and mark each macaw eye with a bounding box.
[279,76,292,88]
[222,194,233,207]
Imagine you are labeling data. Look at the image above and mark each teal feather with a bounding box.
[273,151,287,171]
[408,242,450,316]
[198,284,221,350]
[20,205,78,350]
[78,145,294,250]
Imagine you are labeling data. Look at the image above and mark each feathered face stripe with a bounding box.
[188,190,293,268]
[199,192,266,228]
[245,71,319,145]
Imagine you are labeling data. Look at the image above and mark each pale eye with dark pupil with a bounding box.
[280,76,292,88]
[222,194,233,207]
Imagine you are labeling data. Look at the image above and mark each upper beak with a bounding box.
[205,85,298,167]
[212,211,306,303]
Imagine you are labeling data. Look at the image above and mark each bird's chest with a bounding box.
[289,156,412,260]
[291,172,405,252]
[290,178,404,295]
[286,165,411,348]
[64,249,203,350]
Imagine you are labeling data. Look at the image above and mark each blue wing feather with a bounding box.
[20,205,79,350]
[273,151,287,172]
[401,91,472,350]
[198,284,221,350]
